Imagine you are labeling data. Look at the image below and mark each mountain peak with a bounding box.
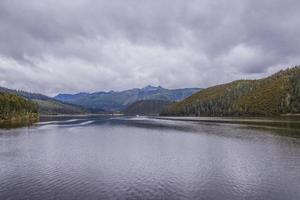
[142,85,162,91]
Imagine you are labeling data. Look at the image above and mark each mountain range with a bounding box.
[161,66,300,117]
[54,86,201,112]
[1,66,300,118]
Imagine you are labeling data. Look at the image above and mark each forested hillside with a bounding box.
[32,99,88,115]
[0,87,87,115]
[0,93,38,121]
[123,100,173,116]
[161,66,300,117]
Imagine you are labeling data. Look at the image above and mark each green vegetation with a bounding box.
[0,86,87,115]
[123,100,173,116]
[0,92,39,122]
[33,99,88,115]
[161,66,300,117]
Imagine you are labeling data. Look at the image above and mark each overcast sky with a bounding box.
[0,0,299,96]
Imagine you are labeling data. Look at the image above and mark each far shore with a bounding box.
[154,116,300,129]
[281,113,300,116]
[40,113,124,117]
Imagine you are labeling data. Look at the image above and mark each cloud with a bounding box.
[0,0,299,95]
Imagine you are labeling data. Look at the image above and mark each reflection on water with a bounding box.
[0,116,300,200]
[0,120,36,129]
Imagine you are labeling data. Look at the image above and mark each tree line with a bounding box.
[0,92,38,121]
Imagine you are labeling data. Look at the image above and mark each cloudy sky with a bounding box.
[0,0,299,95]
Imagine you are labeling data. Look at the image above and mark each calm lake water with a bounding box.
[0,116,300,200]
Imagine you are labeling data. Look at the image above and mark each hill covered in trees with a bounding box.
[55,86,200,112]
[123,100,173,116]
[0,87,87,115]
[0,93,38,122]
[161,66,300,117]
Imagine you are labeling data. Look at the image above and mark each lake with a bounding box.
[0,116,300,200]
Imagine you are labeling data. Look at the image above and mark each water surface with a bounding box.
[0,116,300,200]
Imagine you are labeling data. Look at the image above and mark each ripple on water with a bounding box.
[0,117,300,200]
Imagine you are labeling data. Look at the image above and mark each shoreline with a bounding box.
[154,116,300,131]
[0,113,39,129]
[155,116,300,123]
[40,113,124,117]
[0,113,39,123]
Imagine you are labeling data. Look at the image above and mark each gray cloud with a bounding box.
[0,0,299,95]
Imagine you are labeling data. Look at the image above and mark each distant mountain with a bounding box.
[161,66,300,117]
[0,87,87,115]
[54,86,201,111]
[122,100,173,116]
